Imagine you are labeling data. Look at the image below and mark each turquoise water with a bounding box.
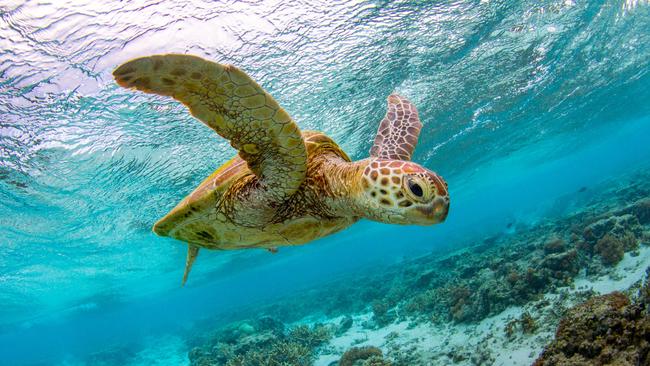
[1,1,649,365]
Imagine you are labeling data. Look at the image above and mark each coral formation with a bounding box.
[543,236,566,254]
[533,289,650,365]
[617,198,650,225]
[505,311,538,339]
[339,346,387,366]
[188,318,331,366]
[582,214,641,265]
[289,323,331,348]
[371,299,394,326]
[594,233,625,265]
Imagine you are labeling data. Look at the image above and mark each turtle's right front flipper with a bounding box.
[370,94,423,161]
[113,54,307,202]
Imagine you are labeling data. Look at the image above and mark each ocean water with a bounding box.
[1,1,649,365]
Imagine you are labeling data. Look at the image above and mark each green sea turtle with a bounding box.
[113,54,449,284]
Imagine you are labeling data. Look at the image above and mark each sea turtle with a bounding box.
[113,54,450,284]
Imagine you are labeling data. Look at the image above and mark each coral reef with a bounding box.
[289,323,331,349]
[533,289,650,365]
[617,198,650,225]
[543,236,566,254]
[505,311,537,339]
[582,214,641,265]
[371,299,396,327]
[594,234,625,265]
[188,318,331,366]
[401,228,583,323]
[339,346,388,366]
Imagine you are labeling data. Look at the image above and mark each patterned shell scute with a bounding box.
[152,130,355,251]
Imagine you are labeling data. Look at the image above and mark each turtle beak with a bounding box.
[426,170,449,223]
[433,197,450,222]
[415,196,449,224]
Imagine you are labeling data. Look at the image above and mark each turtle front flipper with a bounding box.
[113,54,307,202]
[370,94,423,161]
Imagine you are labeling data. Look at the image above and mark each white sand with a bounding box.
[125,335,189,366]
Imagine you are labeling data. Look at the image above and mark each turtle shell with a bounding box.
[152,130,355,250]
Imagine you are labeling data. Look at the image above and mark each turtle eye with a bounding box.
[408,180,423,197]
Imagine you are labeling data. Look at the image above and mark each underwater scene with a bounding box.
[1,0,650,365]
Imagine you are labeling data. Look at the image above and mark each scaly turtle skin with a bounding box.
[113,54,450,284]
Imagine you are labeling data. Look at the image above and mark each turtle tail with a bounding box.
[182,244,199,286]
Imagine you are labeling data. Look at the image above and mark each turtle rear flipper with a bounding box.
[113,54,308,203]
[181,244,199,286]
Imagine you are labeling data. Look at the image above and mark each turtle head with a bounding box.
[357,159,449,225]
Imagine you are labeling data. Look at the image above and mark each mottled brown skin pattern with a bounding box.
[360,159,449,225]
[371,94,422,161]
[113,54,449,282]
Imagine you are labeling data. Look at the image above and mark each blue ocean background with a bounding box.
[1,1,649,365]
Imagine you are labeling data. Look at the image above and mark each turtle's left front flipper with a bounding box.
[113,54,308,203]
